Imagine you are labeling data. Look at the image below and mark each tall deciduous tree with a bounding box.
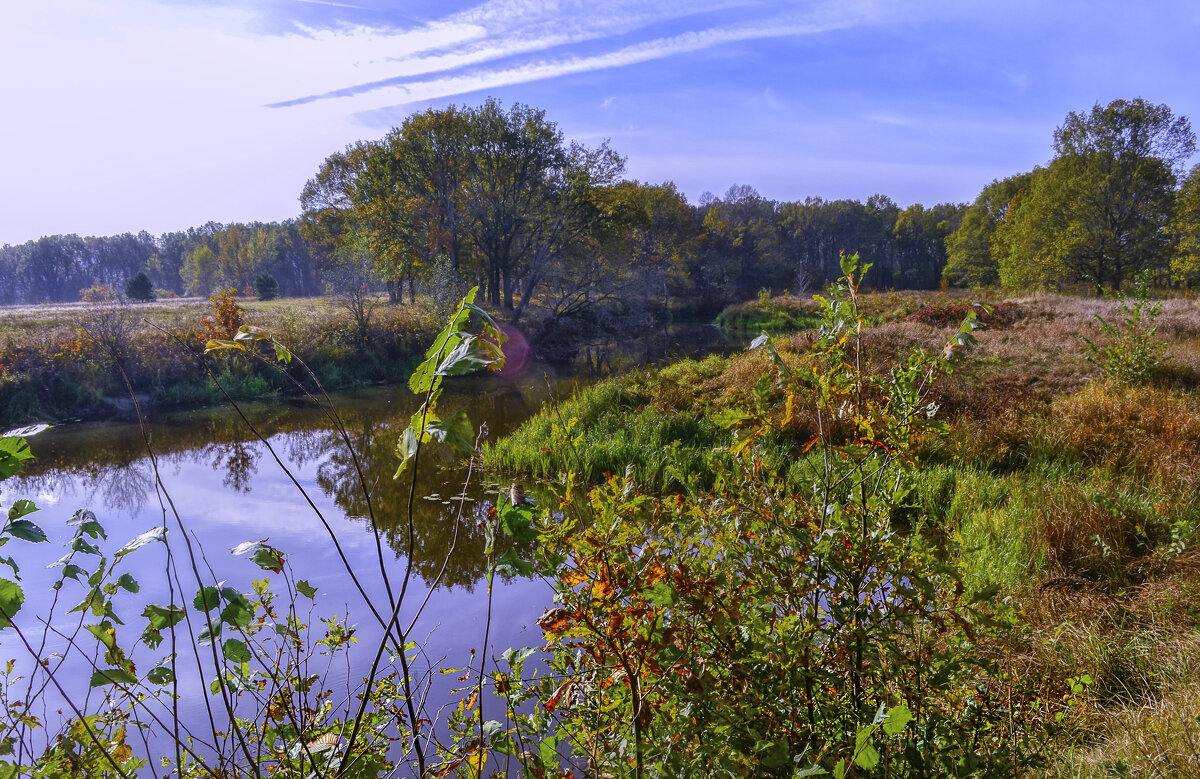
[943,172,1035,288]
[302,100,624,322]
[1170,164,1200,287]
[999,99,1195,289]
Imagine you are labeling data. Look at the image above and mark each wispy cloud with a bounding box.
[270,0,895,111]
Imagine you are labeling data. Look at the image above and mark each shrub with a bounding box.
[200,287,245,341]
[491,254,1044,776]
[253,272,280,301]
[1082,276,1168,384]
[123,272,155,302]
[79,282,117,303]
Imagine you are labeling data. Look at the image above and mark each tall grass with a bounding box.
[482,379,727,489]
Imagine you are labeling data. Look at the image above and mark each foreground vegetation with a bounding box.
[488,272,1200,775]
[5,255,1200,776]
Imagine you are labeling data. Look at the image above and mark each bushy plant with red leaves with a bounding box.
[906,301,1024,329]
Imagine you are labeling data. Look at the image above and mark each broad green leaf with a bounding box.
[231,540,284,572]
[406,357,442,396]
[89,669,137,687]
[220,596,254,629]
[0,437,33,464]
[143,603,186,630]
[250,546,284,573]
[85,622,117,649]
[71,537,100,556]
[116,573,139,593]
[4,519,44,543]
[853,727,880,770]
[203,339,247,354]
[425,410,476,453]
[501,646,536,668]
[435,335,492,376]
[882,704,913,736]
[0,579,23,629]
[499,506,537,543]
[710,408,754,429]
[193,586,220,612]
[273,341,292,364]
[147,666,174,686]
[7,500,38,522]
[222,638,251,664]
[394,426,420,478]
[296,580,317,599]
[538,734,559,772]
[494,547,534,578]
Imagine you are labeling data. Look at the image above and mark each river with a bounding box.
[0,322,745,771]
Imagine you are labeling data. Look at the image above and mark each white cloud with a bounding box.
[0,0,927,242]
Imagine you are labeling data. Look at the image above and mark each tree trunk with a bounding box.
[502,268,514,311]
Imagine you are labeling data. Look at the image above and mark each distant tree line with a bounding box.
[297,98,965,335]
[5,97,1196,313]
[943,98,1200,290]
[0,221,327,304]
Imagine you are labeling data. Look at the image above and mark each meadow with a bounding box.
[0,293,441,427]
[487,282,1200,776]
[4,277,1200,776]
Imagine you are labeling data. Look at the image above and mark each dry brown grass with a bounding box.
[1033,482,1135,580]
[1039,382,1200,493]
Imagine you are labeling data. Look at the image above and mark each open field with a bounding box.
[0,294,442,426]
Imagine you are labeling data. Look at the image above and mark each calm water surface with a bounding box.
[2,324,745,765]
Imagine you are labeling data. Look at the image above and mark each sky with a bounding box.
[2,0,1199,246]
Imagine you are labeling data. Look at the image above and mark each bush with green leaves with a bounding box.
[1081,274,1167,384]
[0,289,517,778]
[123,272,155,302]
[478,254,1048,777]
[253,272,280,301]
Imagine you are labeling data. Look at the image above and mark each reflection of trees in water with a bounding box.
[17,378,569,588]
[205,439,260,493]
[13,458,154,515]
[300,414,492,589]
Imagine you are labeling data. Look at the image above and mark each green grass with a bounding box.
[715,296,822,332]
[483,379,729,490]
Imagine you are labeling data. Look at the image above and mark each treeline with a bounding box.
[8,96,1197,312]
[298,98,965,332]
[0,220,328,305]
[944,98,1200,289]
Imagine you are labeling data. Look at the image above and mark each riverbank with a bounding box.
[487,288,1200,775]
[0,295,444,427]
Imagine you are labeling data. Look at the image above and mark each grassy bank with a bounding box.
[488,287,1200,775]
[0,295,441,427]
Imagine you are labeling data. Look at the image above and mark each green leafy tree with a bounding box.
[999,99,1195,289]
[944,172,1035,287]
[1170,164,1200,287]
[253,272,280,301]
[123,271,155,301]
[301,100,624,321]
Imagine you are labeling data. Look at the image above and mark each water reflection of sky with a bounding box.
[2,382,556,767]
[2,328,746,766]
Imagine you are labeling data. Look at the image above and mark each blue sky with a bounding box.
[2,0,1199,245]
